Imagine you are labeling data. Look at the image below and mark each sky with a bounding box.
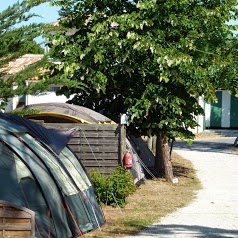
[0,1,60,46]
[0,1,60,24]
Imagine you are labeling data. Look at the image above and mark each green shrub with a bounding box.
[89,166,137,208]
[88,168,108,204]
[10,109,41,116]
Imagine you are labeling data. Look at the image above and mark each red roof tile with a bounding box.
[0,54,44,75]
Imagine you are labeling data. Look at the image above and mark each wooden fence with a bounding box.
[0,200,35,238]
[45,123,124,175]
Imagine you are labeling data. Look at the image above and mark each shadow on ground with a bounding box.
[129,224,238,238]
[173,138,237,155]
[200,129,238,138]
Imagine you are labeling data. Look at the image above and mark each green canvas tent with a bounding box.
[0,113,105,238]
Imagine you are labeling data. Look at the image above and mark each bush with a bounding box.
[89,166,137,208]
[88,168,108,204]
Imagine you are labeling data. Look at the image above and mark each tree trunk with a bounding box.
[155,134,174,182]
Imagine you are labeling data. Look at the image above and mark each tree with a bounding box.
[47,0,238,181]
[0,0,49,66]
[0,0,57,109]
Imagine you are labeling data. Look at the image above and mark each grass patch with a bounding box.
[84,152,201,238]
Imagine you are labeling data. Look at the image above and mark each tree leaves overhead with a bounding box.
[48,0,238,138]
[0,0,56,110]
[0,0,52,67]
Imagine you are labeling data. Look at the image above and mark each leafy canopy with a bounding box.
[0,0,59,110]
[0,0,49,66]
[47,0,238,139]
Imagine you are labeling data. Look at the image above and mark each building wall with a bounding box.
[3,93,70,112]
[205,90,238,129]
[190,96,205,134]
[26,92,70,105]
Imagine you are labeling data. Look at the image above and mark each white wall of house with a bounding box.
[24,83,73,108]
[2,98,14,112]
[205,102,211,128]
[26,92,70,105]
[190,96,205,134]
[3,93,70,112]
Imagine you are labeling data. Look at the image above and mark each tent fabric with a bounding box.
[128,135,155,168]
[20,103,146,185]
[22,102,114,124]
[0,113,78,155]
[0,113,105,238]
[126,138,146,185]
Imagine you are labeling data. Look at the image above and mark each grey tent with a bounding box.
[22,102,114,124]
[0,113,105,238]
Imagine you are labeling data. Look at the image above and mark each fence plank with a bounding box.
[0,201,35,238]
[43,123,122,174]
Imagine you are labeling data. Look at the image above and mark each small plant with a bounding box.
[89,166,136,208]
[88,168,108,204]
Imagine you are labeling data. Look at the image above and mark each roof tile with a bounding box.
[0,54,44,75]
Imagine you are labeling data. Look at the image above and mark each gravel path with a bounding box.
[126,137,238,238]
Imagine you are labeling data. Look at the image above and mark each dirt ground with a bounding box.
[84,152,201,238]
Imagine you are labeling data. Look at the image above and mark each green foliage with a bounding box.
[9,109,41,117]
[47,0,238,140]
[46,0,238,178]
[89,166,136,208]
[0,0,60,111]
[0,56,49,111]
[0,0,48,67]
[88,168,108,204]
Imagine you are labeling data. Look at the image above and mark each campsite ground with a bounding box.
[83,151,201,238]
[84,130,238,238]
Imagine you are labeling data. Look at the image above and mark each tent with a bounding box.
[0,113,105,238]
[20,103,146,183]
[22,102,115,124]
